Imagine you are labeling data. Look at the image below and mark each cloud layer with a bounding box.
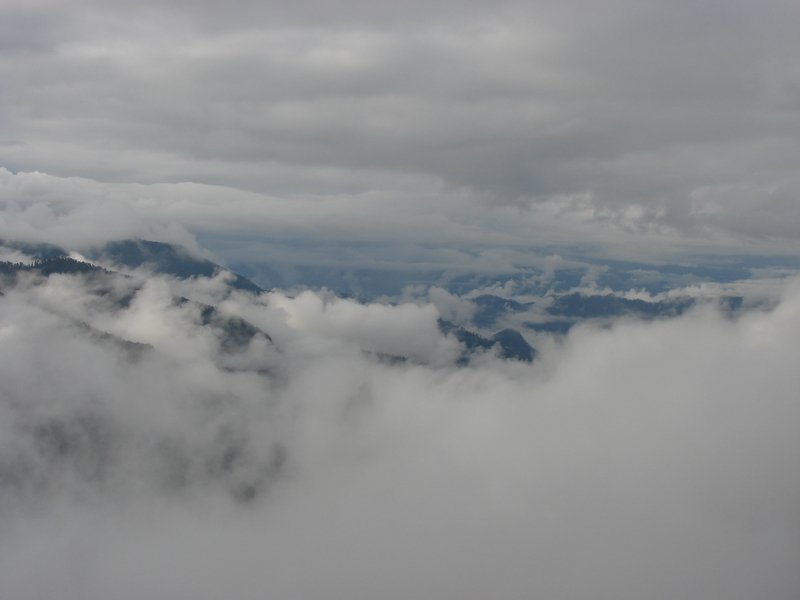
[1,268,799,599]
[3,3,800,597]
[2,0,800,258]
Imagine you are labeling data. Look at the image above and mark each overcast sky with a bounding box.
[2,0,800,263]
[3,5,800,596]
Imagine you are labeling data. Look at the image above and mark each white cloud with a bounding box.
[0,269,799,598]
[426,286,477,323]
[268,289,460,364]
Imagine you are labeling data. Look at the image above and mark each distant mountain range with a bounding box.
[438,319,536,364]
[0,252,271,363]
[0,239,537,365]
[0,238,263,292]
[471,295,532,328]
[0,237,747,366]
[474,290,745,337]
[546,292,694,319]
[93,239,263,293]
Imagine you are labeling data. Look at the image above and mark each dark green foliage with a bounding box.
[0,257,105,277]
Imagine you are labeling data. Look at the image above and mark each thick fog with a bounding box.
[1,270,799,599]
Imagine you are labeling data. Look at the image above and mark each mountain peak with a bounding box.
[92,239,263,293]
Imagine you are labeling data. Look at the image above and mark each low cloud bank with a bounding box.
[1,270,799,599]
[5,167,796,276]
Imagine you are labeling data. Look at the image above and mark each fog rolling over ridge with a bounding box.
[3,0,800,597]
[0,255,798,599]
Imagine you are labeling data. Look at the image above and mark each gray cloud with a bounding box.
[4,4,800,596]
[2,1,800,254]
[4,167,794,282]
[1,267,800,598]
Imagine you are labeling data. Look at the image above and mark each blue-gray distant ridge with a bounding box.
[95,239,263,293]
